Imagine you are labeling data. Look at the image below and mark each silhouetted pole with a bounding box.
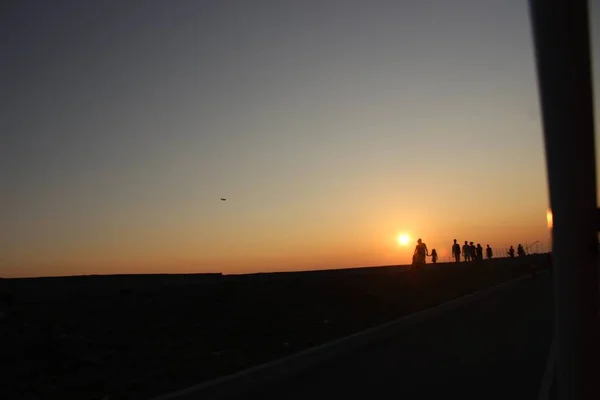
[528,240,539,254]
[528,1,600,399]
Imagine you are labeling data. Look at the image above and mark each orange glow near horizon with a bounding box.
[2,206,551,278]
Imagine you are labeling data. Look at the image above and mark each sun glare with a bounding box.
[398,234,410,246]
[546,209,553,229]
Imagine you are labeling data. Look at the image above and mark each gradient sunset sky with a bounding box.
[3,1,600,278]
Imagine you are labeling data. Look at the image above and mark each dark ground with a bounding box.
[235,270,553,400]
[0,255,548,400]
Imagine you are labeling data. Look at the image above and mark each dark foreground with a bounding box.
[0,256,548,400]
[235,271,553,400]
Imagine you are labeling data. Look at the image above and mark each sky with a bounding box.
[2,0,600,278]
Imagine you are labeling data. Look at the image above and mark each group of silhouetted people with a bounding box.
[507,244,527,258]
[412,238,529,268]
[411,238,441,267]
[450,239,492,263]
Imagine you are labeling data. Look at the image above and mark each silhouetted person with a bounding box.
[517,244,526,257]
[470,242,476,261]
[462,241,471,262]
[452,239,461,262]
[476,243,483,262]
[430,249,438,263]
[486,244,493,259]
[414,238,428,266]
[508,246,515,258]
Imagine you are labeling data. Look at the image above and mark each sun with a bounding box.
[397,234,410,246]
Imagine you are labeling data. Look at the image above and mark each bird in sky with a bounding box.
[220,198,227,201]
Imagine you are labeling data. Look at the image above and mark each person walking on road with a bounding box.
[430,248,438,264]
[452,239,461,262]
[462,241,471,262]
[508,246,515,258]
[413,238,428,267]
[486,244,493,259]
[476,243,483,263]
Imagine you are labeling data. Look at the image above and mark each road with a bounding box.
[234,272,553,400]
